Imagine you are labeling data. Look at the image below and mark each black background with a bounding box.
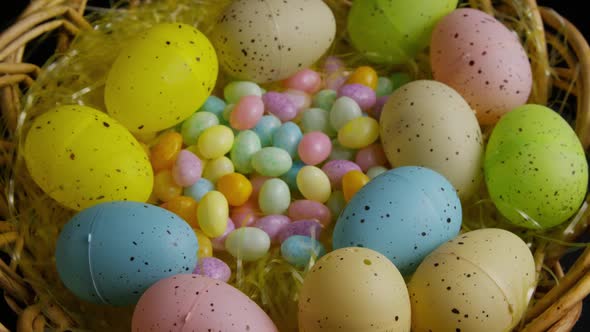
[0,0,588,330]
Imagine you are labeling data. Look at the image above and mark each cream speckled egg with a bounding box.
[380,80,483,198]
[409,228,535,332]
[211,0,336,83]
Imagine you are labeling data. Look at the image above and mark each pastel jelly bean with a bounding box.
[283,69,322,94]
[194,229,213,258]
[329,140,356,161]
[202,156,234,183]
[153,170,182,202]
[184,178,214,202]
[338,117,379,149]
[280,160,305,193]
[255,215,291,243]
[230,95,264,130]
[288,200,332,227]
[298,132,332,165]
[301,108,335,137]
[250,175,271,198]
[326,190,346,218]
[231,199,259,228]
[297,166,331,203]
[323,56,345,74]
[325,71,348,91]
[367,166,388,179]
[222,104,234,122]
[262,92,298,122]
[284,89,311,114]
[224,81,263,104]
[217,173,252,206]
[211,218,235,251]
[259,178,291,215]
[371,95,389,120]
[197,191,229,238]
[200,95,227,121]
[225,227,270,262]
[172,150,202,187]
[342,170,370,202]
[160,196,198,228]
[230,130,261,174]
[346,66,378,90]
[253,115,281,147]
[281,235,326,267]
[181,111,219,146]
[390,72,412,92]
[312,89,338,111]
[376,77,393,97]
[251,147,293,177]
[321,160,362,189]
[272,122,303,158]
[194,257,231,282]
[355,144,387,172]
[278,219,323,243]
[330,96,362,131]
[150,131,183,172]
[338,83,377,110]
[197,125,234,159]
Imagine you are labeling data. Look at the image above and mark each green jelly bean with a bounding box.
[231,130,262,174]
[312,89,337,110]
[259,178,291,215]
[224,81,262,104]
[251,147,293,177]
[225,227,270,262]
[376,77,394,97]
[181,111,219,145]
[301,108,336,137]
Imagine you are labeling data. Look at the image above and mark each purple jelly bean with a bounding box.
[262,92,297,122]
[278,219,323,243]
[255,215,291,243]
[338,83,377,110]
[371,95,390,121]
[194,257,231,282]
[322,160,362,189]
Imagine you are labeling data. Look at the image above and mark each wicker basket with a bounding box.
[1,0,590,331]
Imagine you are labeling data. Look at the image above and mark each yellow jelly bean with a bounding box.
[217,173,253,206]
[161,196,198,228]
[197,191,229,237]
[194,229,213,258]
[202,156,235,183]
[338,117,379,149]
[296,166,331,203]
[346,66,378,90]
[342,170,370,202]
[197,125,234,159]
[153,170,182,202]
[150,131,183,171]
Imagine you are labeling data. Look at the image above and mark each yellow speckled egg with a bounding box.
[211,0,336,83]
[299,247,410,331]
[105,23,218,133]
[24,105,153,210]
[409,228,535,332]
[380,80,483,198]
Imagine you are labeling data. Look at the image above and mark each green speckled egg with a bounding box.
[485,104,588,229]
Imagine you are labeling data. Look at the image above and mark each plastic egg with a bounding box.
[342,170,370,202]
[183,178,214,202]
[301,108,335,137]
[105,23,217,133]
[132,275,277,331]
[278,220,323,243]
[333,167,462,275]
[322,160,362,190]
[251,147,293,177]
[202,156,234,183]
[217,173,252,206]
[330,96,362,131]
[485,104,588,229]
[194,229,213,258]
[23,105,153,210]
[197,125,234,159]
[211,0,336,83]
[273,122,303,158]
[431,8,532,124]
[380,80,484,198]
[409,228,535,332]
[180,111,219,146]
[225,227,271,261]
[197,191,229,238]
[55,202,198,305]
[299,247,411,331]
[172,150,202,187]
[297,166,331,203]
[230,95,264,130]
[288,200,332,227]
[281,235,326,267]
[255,215,291,243]
[254,115,282,147]
[259,178,291,215]
[153,170,182,202]
[224,81,263,104]
[194,257,231,282]
[347,0,457,64]
[160,196,198,228]
[231,130,262,174]
[298,132,332,165]
[338,116,379,149]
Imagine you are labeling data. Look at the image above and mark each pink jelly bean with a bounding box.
[278,219,323,243]
[338,83,377,110]
[321,160,362,189]
[230,95,264,130]
[262,92,298,122]
[355,144,387,172]
[324,56,345,74]
[288,200,332,227]
[298,132,332,165]
[250,175,271,198]
[325,71,348,91]
[194,257,231,282]
[255,215,291,243]
[283,69,322,94]
[172,149,202,187]
[283,89,311,114]
[211,217,235,251]
[231,199,260,228]
[371,95,389,120]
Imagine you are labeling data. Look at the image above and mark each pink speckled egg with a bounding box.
[132,274,277,331]
[431,8,532,125]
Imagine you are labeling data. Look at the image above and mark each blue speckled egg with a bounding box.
[55,201,198,306]
[333,166,461,275]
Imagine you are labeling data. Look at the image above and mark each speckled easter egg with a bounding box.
[105,23,218,133]
[380,80,483,198]
[485,104,588,229]
[333,167,462,276]
[299,247,410,331]
[211,0,336,83]
[24,105,153,211]
[409,228,535,332]
[132,274,278,331]
[55,202,198,306]
[431,8,532,124]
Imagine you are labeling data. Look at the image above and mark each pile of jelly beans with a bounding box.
[148,57,411,282]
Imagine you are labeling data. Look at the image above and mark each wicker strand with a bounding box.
[0,64,40,76]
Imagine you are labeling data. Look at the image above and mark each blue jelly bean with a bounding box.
[200,96,227,122]
[254,115,281,147]
[281,235,326,267]
[183,178,214,202]
[280,160,305,193]
[272,122,302,158]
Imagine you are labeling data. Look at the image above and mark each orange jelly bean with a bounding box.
[153,170,182,202]
[346,66,378,90]
[151,131,183,171]
[161,196,198,228]
[342,170,370,202]
[194,229,213,258]
[217,173,253,206]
